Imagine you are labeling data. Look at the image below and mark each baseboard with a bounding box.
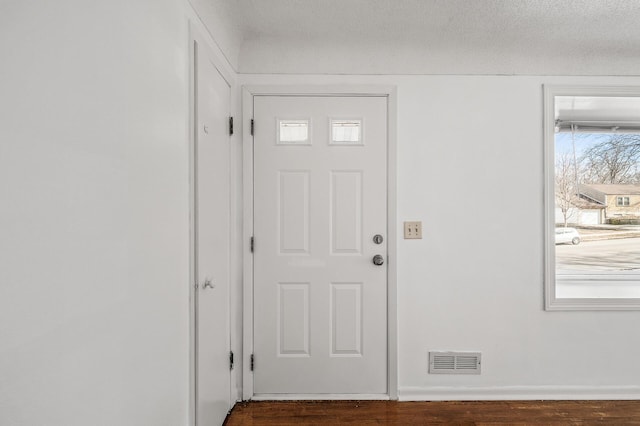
[399,385,640,401]
[251,394,390,401]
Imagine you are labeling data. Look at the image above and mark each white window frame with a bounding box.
[544,85,640,310]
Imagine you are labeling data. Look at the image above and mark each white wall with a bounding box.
[0,1,192,424]
[187,0,242,71]
[239,74,640,399]
[2,3,640,423]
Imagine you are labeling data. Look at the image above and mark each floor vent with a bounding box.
[429,351,481,374]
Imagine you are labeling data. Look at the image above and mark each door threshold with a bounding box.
[251,394,390,401]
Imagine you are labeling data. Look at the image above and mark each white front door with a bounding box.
[253,95,388,395]
[194,38,231,423]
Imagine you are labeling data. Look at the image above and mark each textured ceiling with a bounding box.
[229,0,640,75]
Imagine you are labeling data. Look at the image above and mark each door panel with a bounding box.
[253,96,387,395]
[194,39,231,424]
[331,171,363,254]
[278,171,310,254]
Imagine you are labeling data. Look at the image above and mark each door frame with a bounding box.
[242,86,398,400]
[188,19,237,426]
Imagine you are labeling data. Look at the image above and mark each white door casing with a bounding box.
[193,38,232,424]
[252,95,388,395]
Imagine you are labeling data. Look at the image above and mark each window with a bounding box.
[617,196,630,206]
[544,86,640,310]
[330,119,362,145]
[278,119,310,145]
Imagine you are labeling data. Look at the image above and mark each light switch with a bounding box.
[404,221,422,239]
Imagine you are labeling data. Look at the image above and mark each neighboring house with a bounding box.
[555,199,605,226]
[580,184,640,222]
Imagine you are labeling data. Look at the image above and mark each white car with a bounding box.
[555,227,581,245]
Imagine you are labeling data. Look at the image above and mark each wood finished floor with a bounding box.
[224,400,640,425]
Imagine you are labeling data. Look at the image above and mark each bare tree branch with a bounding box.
[580,135,640,184]
[555,152,580,227]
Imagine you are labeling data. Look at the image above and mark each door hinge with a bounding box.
[250,119,254,136]
[229,351,234,371]
[250,354,254,371]
[229,116,234,136]
[250,236,254,253]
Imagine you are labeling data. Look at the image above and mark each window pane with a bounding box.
[279,120,310,145]
[331,119,362,145]
[553,94,640,300]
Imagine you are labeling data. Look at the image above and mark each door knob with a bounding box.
[203,278,215,289]
[372,255,384,266]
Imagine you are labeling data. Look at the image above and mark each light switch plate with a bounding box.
[404,221,422,239]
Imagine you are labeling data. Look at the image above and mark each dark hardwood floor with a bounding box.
[224,400,640,425]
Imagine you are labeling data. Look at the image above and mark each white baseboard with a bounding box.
[399,385,640,401]
[251,394,390,401]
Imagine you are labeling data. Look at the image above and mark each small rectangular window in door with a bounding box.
[331,119,362,145]
[278,119,311,145]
